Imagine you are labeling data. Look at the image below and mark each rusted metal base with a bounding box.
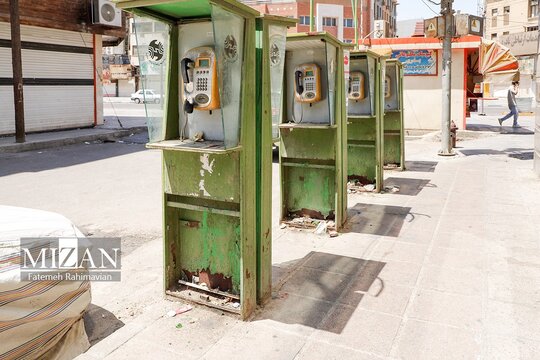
[383,163,402,171]
[165,286,241,315]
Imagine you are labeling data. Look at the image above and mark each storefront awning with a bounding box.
[479,39,519,79]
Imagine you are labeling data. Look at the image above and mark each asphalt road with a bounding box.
[0,135,162,255]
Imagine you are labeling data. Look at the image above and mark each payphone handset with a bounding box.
[181,47,220,114]
[384,75,392,99]
[348,72,365,101]
[294,63,322,104]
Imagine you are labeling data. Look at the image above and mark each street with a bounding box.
[0,114,539,359]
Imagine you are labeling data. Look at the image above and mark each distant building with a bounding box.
[241,0,398,43]
[396,19,423,38]
[485,0,539,92]
[485,0,538,40]
[0,0,125,135]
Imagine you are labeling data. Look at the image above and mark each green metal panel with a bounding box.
[279,32,348,229]
[347,50,385,192]
[383,59,405,170]
[163,150,240,202]
[255,15,294,305]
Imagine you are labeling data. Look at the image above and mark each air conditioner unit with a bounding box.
[92,0,122,28]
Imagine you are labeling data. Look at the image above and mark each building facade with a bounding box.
[485,0,539,96]
[0,0,125,135]
[242,0,397,43]
[485,0,538,40]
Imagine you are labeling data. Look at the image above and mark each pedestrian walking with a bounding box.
[498,81,520,127]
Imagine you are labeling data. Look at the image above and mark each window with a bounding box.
[530,0,538,18]
[503,31,509,35]
[491,33,498,40]
[344,18,354,28]
[527,25,539,32]
[343,39,353,43]
[299,16,310,25]
[491,8,498,27]
[503,6,510,25]
[322,17,337,27]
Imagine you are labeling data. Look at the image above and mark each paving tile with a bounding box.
[433,230,486,253]
[485,333,540,360]
[377,260,422,287]
[370,240,428,264]
[314,307,402,356]
[260,292,334,332]
[279,267,354,303]
[392,319,481,360]
[487,272,540,307]
[105,339,191,360]
[428,246,485,271]
[409,289,483,331]
[420,265,485,296]
[200,322,306,360]
[295,340,384,360]
[485,300,540,341]
[126,308,238,359]
[357,282,414,316]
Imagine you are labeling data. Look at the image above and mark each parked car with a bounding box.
[131,89,161,104]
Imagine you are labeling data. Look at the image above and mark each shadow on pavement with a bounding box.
[0,140,146,177]
[343,203,412,237]
[84,304,125,345]
[459,147,533,160]
[261,252,385,334]
[384,177,433,196]
[466,124,534,134]
[404,161,438,172]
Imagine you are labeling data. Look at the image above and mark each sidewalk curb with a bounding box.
[0,127,147,154]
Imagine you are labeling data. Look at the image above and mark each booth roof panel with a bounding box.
[115,0,259,19]
[286,39,326,51]
[148,2,211,18]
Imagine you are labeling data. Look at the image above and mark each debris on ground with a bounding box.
[314,221,328,235]
[347,180,376,193]
[383,185,400,193]
[279,223,287,229]
[280,217,337,237]
[166,305,193,318]
[175,323,183,329]
[364,184,375,192]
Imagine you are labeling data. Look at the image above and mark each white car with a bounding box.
[130,89,161,104]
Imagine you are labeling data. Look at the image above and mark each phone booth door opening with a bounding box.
[383,59,405,170]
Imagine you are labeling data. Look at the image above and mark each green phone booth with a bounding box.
[279,32,348,230]
[383,59,405,170]
[347,50,387,192]
[255,15,296,305]
[116,0,271,319]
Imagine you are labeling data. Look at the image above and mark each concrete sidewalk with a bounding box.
[0,126,147,153]
[77,114,539,360]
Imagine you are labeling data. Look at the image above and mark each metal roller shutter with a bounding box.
[0,23,95,135]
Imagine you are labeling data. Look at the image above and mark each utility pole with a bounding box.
[439,0,454,156]
[10,0,25,143]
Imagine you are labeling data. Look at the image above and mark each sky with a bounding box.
[398,0,479,21]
